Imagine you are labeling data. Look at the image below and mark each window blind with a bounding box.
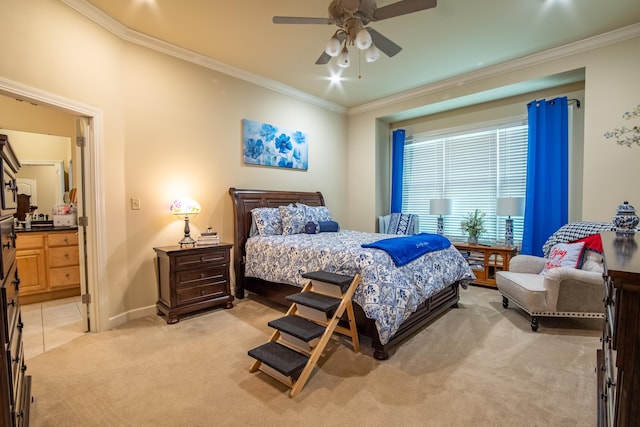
[401,120,528,244]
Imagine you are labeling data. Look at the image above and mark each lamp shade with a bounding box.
[430,198,452,216]
[355,28,372,50]
[170,198,201,216]
[496,197,524,217]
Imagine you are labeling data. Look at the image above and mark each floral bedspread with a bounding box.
[244,230,475,344]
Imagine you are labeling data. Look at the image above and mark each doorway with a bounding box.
[0,77,105,342]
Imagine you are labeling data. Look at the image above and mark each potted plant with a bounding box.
[461,209,486,244]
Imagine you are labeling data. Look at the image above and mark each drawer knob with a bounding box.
[12,355,20,363]
[65,253,70,258]
[200,273,205,279]
[200,256,205,262]
[64,238,69,243]
[2,241,10,249]
[201,289,206,295]
[8,299,15,307]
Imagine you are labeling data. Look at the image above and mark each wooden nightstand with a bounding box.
[154,243,233,324]
[452,242,517,288]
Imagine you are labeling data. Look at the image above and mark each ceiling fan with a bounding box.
[273,0,437,68]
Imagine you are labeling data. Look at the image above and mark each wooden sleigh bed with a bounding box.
[229,187,462,360]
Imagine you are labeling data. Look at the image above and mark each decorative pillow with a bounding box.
[251,207,282,236]
[581,249,605,273]
[298,204,332,223]
[387,213,418,235]
[541,241,586,275]
[542,221,614,257]
[304,220,340,234]
[279,204,308,235]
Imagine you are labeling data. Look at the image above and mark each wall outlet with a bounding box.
[130,197,141,210]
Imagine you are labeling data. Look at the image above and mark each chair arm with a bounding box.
[508,255,546,274]
[543,267,605,313]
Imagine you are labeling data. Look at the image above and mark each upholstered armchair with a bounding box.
[495,221,612,331]
[378,213,419,234]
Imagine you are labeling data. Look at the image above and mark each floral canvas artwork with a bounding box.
[242,119,308,170]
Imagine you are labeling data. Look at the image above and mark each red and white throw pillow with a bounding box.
[541,241,586,275]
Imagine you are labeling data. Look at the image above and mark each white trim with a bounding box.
[58,0,347,115]
[0,76,107,333]
[347,23,640,116]
[59,1,639,117]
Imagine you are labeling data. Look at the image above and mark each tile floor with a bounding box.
[21,296,86,360]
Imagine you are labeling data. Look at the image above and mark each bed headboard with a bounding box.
[228,188,325,299]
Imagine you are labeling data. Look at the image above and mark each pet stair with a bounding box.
[248,271,360,397]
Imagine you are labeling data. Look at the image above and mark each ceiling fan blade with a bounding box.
[315,52,332,65]
[372,0,437,21]
[273,16,333,25]
[366,28,402,57]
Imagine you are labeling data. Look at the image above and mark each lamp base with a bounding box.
[178,235,197,247]
[504,217,514,247]
[179,215,196,247]
[437,216,444,235]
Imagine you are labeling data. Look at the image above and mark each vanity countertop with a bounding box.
[16,226,78,233]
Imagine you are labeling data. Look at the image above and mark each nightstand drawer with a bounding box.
[176,282,227,306]
[173,249,229,271]
[176,265,228,288]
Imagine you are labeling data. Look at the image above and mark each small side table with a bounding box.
[452,242,517,288]
[154,243,233,324]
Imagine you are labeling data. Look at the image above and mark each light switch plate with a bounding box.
[130,197,141,210]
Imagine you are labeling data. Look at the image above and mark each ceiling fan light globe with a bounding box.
[365,45,381,63]
[325,37,341,57]
[337,48,350,68]
[355,28,372,50]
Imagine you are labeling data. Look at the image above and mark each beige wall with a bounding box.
[2,0,638,331]
[347,35,640,232]
[0,0,347,329]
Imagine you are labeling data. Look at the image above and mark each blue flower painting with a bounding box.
[242,119,308,170]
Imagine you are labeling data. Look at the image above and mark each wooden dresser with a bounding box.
[154,244,234,324]
[16,229,80,305]
[598,231,640,426]
[0,134,31,426]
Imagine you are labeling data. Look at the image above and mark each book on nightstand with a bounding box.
[196,227,220,246]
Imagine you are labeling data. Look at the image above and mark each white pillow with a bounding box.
[541,241,586,275]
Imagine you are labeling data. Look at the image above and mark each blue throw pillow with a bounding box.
[305,220,339,234]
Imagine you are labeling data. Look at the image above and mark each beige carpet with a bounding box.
[25,286,601,426]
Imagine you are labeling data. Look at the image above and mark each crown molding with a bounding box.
[347,23,640,116]
[59,1,638,117]
[59,0,347,114]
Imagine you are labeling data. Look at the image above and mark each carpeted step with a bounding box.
[268,315,326,342]
[286,291,340,314]
[301,271,354,294]
[248,341,309,378]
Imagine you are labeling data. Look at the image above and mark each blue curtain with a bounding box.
[521,97,569,256]
[390,129,405,213]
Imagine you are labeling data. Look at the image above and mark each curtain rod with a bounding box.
[568,98,581,108]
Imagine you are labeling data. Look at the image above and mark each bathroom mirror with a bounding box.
[0,129,72,218]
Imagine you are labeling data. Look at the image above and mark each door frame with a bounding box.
[0,76,106,332]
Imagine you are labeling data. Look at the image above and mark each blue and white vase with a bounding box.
[613,201,639,236]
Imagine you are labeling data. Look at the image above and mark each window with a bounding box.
[401,119,528,244]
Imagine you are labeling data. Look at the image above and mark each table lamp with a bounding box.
[430,198,452,235]
[496,197,524,247]
[170,197,201,247]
